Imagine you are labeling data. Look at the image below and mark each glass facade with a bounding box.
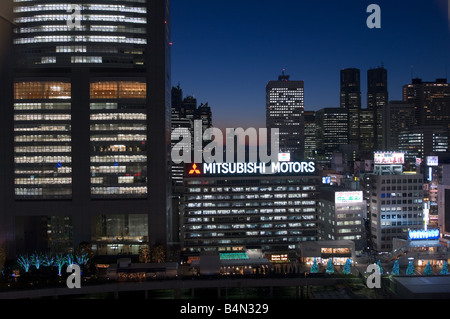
[93,214,148,255]
[13,0,148,67]
[16,215,73,254]
[14,82,72,199]
[8,0,172,256]
[315,108,349,161]
[90,81,148,198]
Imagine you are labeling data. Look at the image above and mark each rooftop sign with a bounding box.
[335,191,363,204]
[426,156,438,167]
[374,152,405,165]
[186,162,316,177]
[408,229,440,241]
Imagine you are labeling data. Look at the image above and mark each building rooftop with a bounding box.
[392,276,450,299]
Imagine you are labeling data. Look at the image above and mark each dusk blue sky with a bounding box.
[171,0,450,131]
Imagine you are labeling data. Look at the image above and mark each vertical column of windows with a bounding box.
[14,82,72,199]
[89,81,148,198]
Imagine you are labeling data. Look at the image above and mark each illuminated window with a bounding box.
[90,81,146,99]
[14,82,71,100]
[71,56,102,64]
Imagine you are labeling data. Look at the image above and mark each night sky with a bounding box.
[171,0,450,131]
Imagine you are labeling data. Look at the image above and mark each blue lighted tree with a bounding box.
[30,252,44,270]
[391,260,400,276]
[17,254,31,273]
[406,261,415,276]
[76,253,89,266]
[377,260,384,275]
[342,259,352,275]
[66,253,76,266]
[54,254,67,276]
[440,261,449,275]
[42,254,54,267]
[310,258,319,274]
[424,261,433,275]
[326,259,334,274]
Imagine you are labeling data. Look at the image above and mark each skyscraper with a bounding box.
[367,67,388,149]
[381,101,416,151]
[304,110,317,161]
[1,0,172,257]
[315,108,349,162]
[398,126,449,163]
[403,78,450,130]
[340,68,361,146]
[171,87,213,187]
[266,70,305,160]
[359,109,375,154]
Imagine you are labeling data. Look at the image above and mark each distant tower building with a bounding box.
[171,87,213,187]
[403,78,450,130]
[315,108,349,162]
[382,101,416,151]
[367,67,388,149]
[340,68,361,146]
[359,109,375,154]
[266,70,305,160]
[304,111,317,160]
[398,126,448,163]
[170,86,213,247]
[197,103,212,132]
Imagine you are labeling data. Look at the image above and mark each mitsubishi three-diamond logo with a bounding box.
[189,164,201,175]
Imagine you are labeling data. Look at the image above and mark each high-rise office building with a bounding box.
[1,0,172,257]
[315,108,349,162]
[171,87,193,187]
[398,126,449,163]
[318,187,366,252]
[359,109,375,155]
[403,78,450,130]
[367,154,424,252]
[340,68,361,146]
[171,87,213,187]
[266,70,305,160]
[171,86,213,246]
[381,101,416,151]
[367,67,388,149]
[182,162,320,254]
[304,110,316,161]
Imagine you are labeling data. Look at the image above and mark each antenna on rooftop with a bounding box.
[278,68,290,81]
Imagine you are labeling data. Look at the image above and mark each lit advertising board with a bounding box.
[278,153,291,162]
[408,229,440,241]
[374,152,405,165]
[426,156,438,167]
[186,162,316,176]
[335,191,363,204]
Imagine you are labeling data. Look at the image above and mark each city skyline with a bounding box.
[171,0,450,131]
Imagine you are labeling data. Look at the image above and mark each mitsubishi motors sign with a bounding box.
[185,161,316,177]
